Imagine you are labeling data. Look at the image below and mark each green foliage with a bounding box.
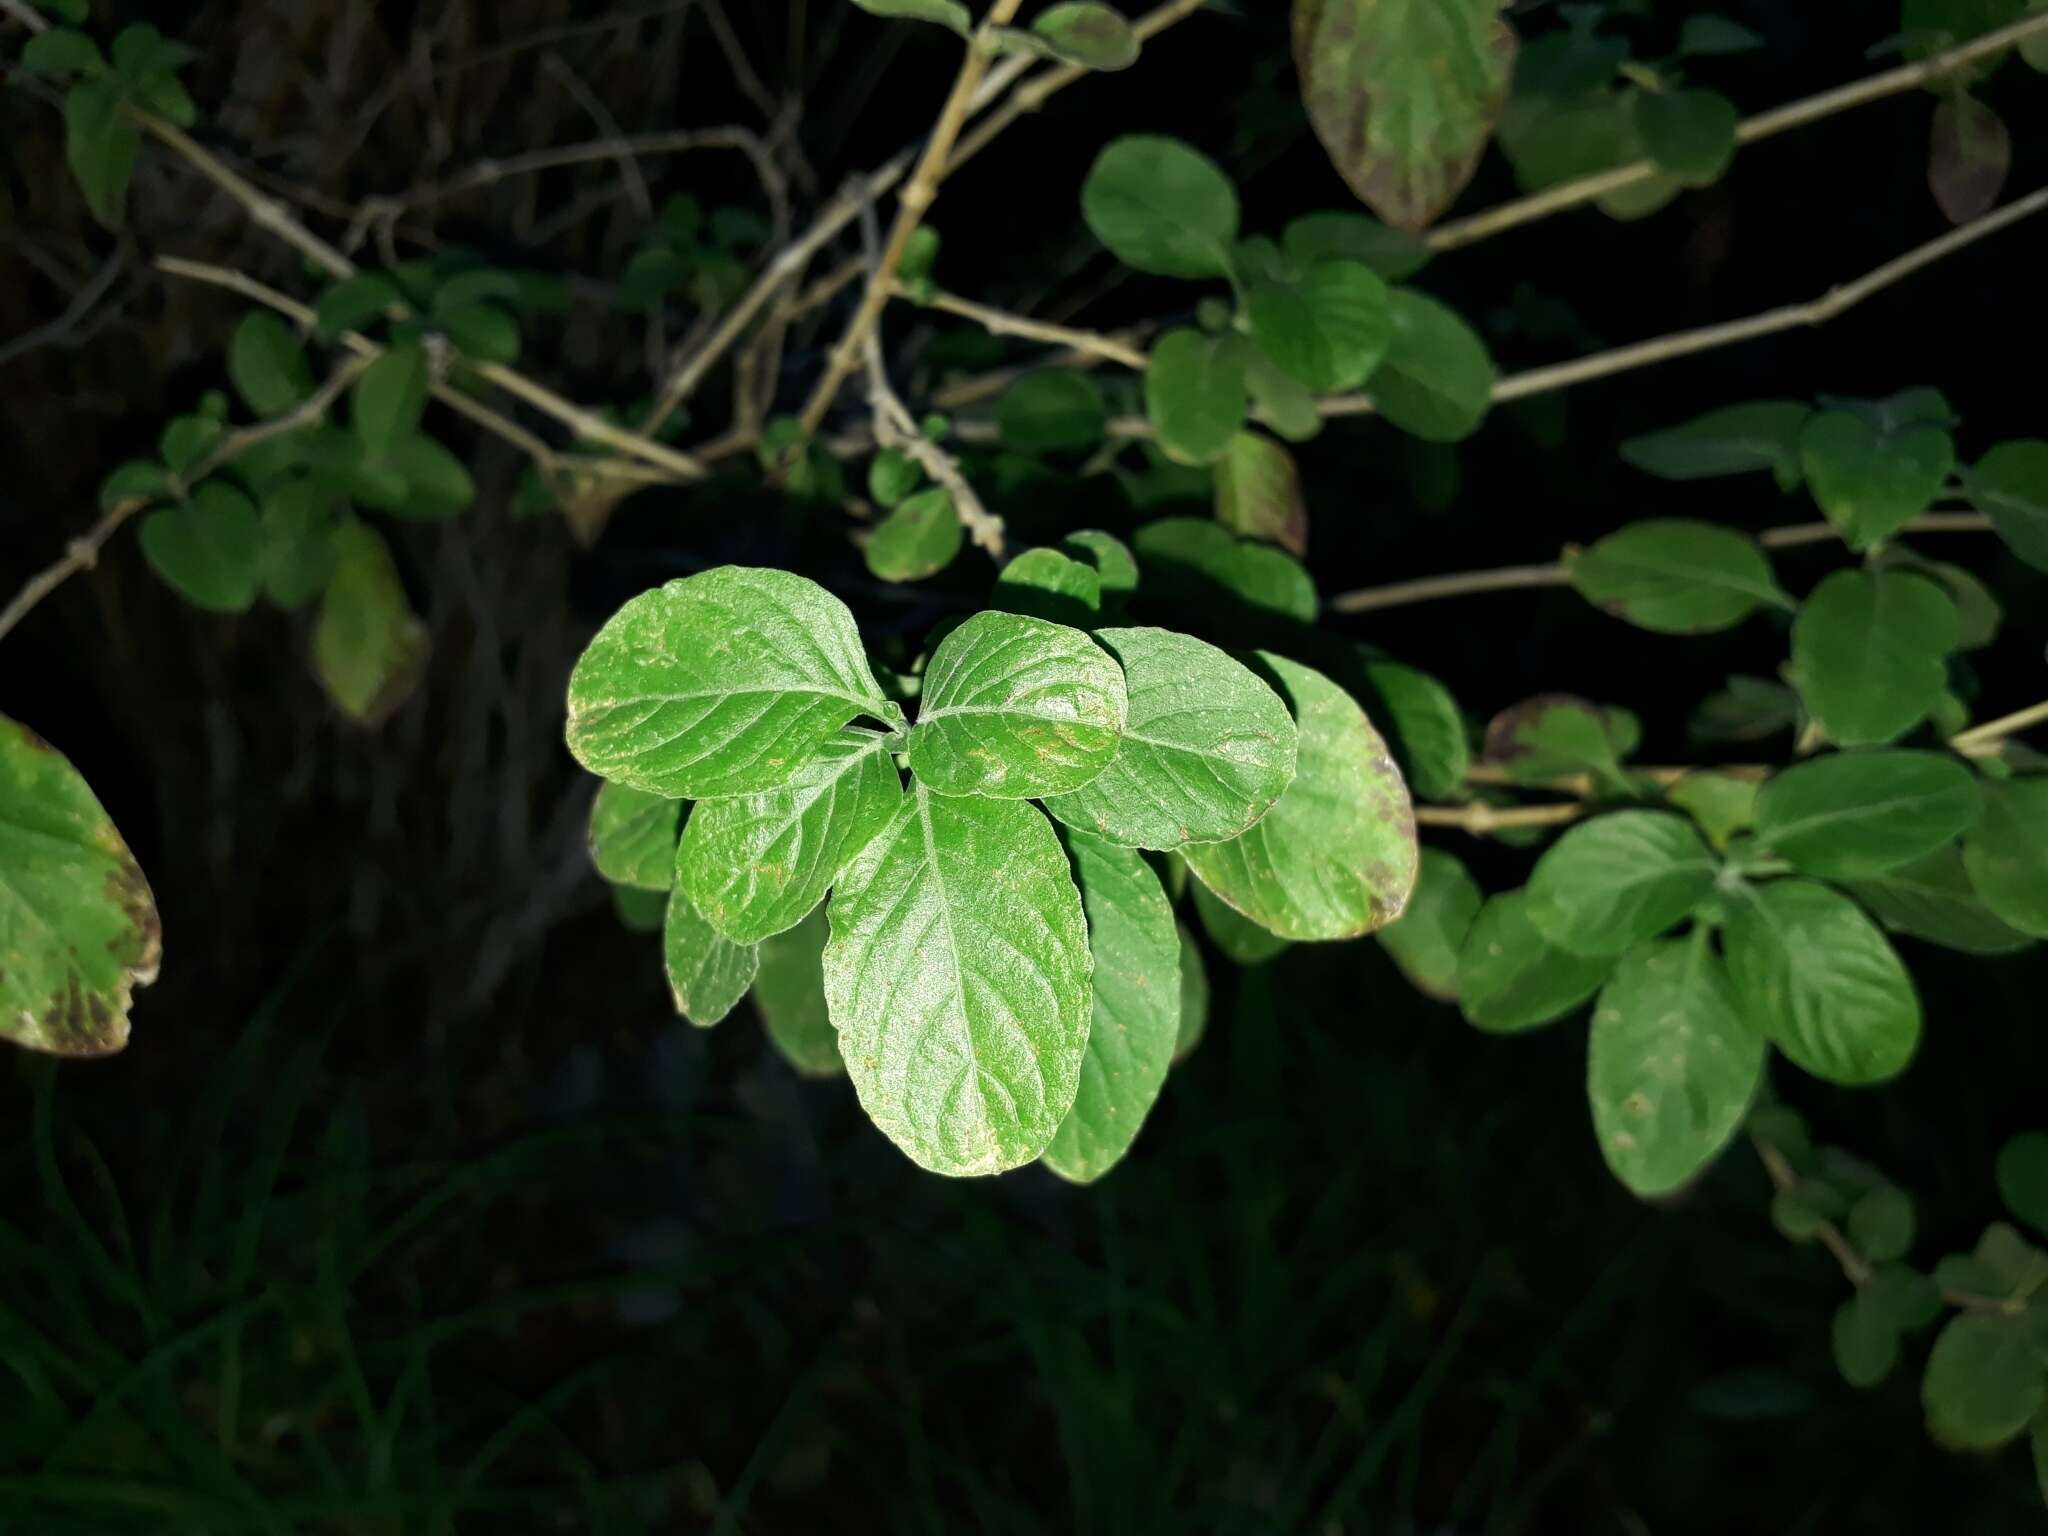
[313,519,429,725]
[0,714,160,1054]
[1752,751,1981,878]
[1082,135,1239,279]
[1791,568,1958,746]
[849,0,971,35]
[1371,289,1496,442]
[588,782,683,891]
[1146,329,1249,464]
[866,487,963,580]
[1588,936,1762,1196]
[1291,0,1518,230]
[1527,812,1717,956]
[1001,370,1108,451]
[139,481,263,612]
[1568,520,1788,634]
[1800,408,1955,549]
[1620,400,1811,484]
[1028,3,1141,71]
[663,884,759,1026]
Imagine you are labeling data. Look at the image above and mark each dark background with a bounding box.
[3,0,2047,1529]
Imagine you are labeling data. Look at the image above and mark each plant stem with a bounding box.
[799,0,1029,434]
[1323,188,2048,422]
[1424,13,2048,253]
[1327,513,1992,616]
[155,257,707,484]
[862,334,1006,559]
[1413,802,1587,835]
[903,285,1151,370]
[1950,698,2048,757]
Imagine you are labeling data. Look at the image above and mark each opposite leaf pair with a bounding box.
[566,566,1418,1177]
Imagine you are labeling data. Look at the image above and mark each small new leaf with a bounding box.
[908,611,1126,799]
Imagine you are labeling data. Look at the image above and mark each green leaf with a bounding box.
[438,302,521,365]
[312,519,429,725]
[1998,1133,2048,1235]
[1483,693,1632,786]
[1753,751,1981,878]
[1043,628,1298,850]
[611,884,667,933]
[1679,16,1766,55]
[1245,346,1326,443]
[990,548,1102,627]
[1043,830,1180,1183]
[1621,401,1812,483]
[256,478,339,610]
[663,886,758,1027]
[1369,289,1495,442]
[1692,675,1802,745]
[158,414,221,476]
[352,344,431,463]
[1845,846,2036,955]
[1283,210,1432,280]
[1062,530,1140,608]
[1928,91,2012,225]
[565,567,895,800]
[317,274,404,337]
[1849,1186,1918,1263]
[866,487,963,582]
[1246,260,1391,394]
[1526,811,1718,957]
[1000,370,1107,452]
[227,312,314,418]
[824,786,1093,1175]
[381,433,474,521]
[1791,568,1958,746]
[1569,519,1787,634]
[587,782,682,891]
[1080,135,1239,279]
[1291,0,1519,230]
[0,715,159,1055]
[1966,439,2048,571]
[1833,1292,1903,1389]
[1799,409,1956,550]
[1131,517,1319,626]
[1030,2,1140,70]
[1192,878,1291,965]
[867,449,923,509]
[1457,889,1613,1033]
[65,76,138,228]
[1183,653,1418,940]
[677,734,901,944]
[1924,1311,2044,1452]
[1724,878,1921,1085]
[908,611,1126,799]
[753,907,842,1077]
[139,481,263,613]
[1892,554,2001,649]
[432,268,524,313]
[1174,921,1210,1060]
[1964,777,2048,936]
[99,461,173,511]
[1376,847,1481,1001]
[1633,89,1738,183]
[1146,329,1250,465]
[848,0,971,33]
[1667,773,1760,850]
[1588,937,1763,1197]
[21,29,106,76]
[108,23,195,79]
[1354,657,1468,801]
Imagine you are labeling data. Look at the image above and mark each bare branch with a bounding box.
[863,334,1006,560]
[0,251,125,371]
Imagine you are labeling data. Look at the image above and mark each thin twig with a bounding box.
[0,0,47,31]
[154,256,708,484]
[1425,13,2048,252]
[1324,187,2048,422]
[1327,513,1992,615]
[905,285,1150,370]
[799,0,1029,433]
[1951,699,2048,757]
[0,251,125,370]
[944,0,1213,176]
[863,334,1005,559]
[0,355,370,645]
[1414,802,1587,835]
